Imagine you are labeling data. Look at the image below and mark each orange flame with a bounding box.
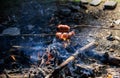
[11,55,16,61]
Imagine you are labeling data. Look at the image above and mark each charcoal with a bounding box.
[57,8,71,17]
[103,1,117,10]
[90,0,101,6]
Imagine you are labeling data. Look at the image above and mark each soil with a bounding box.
[0,0,120,78]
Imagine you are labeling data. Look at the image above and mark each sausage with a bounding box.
[68,31,75,38]
[56,32,62,39]
[60,33,69,41]
[57,25,70,32]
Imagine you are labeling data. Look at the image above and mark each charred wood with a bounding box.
[46,41,98,78]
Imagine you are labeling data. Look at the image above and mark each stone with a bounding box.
[70,5,80,11]
[90,0,101,6]
[80,0,88,4]
[109,48,114,52]
[2,27,20,35]
[114,19,120,25]
[103,1,117,10]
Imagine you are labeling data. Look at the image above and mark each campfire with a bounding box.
[1,24,120,78]
[0,1,120,78]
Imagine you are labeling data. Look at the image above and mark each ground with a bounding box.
[74,1,120,77]
[0,0,120,78]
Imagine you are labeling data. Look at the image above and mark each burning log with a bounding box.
[46,41,98,78]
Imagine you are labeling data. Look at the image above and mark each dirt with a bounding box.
[0,0,120,78]
[73,1,120,77]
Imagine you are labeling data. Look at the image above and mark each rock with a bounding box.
[109,48,114,52]
[58,8,71,16]
[70,5,80,12]
[103,1,117,10]
[106,33,115,41]
[80,0,88,4]
[2,27,20,36]
[114,19,120,25]
[90,0,101,6]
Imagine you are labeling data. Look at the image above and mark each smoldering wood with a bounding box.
[45,41,120,78]
[46,41,98,78]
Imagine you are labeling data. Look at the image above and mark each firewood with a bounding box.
[46,41,98,78]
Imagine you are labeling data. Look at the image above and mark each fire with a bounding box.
[11,55,16,61]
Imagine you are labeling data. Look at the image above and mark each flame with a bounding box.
[11,55,16,61]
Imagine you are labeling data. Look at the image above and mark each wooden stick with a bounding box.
[58,41,98,69]
[0,34,55,37]
[72,25,120,30]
